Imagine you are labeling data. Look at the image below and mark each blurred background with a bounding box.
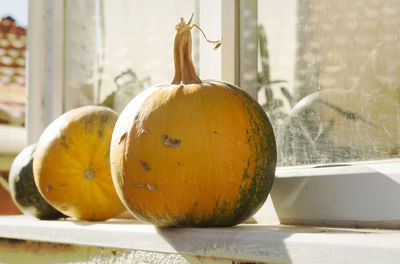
[0,0,27,214]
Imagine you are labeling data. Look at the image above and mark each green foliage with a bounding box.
[101,92,115,109]
[100,69,150,111]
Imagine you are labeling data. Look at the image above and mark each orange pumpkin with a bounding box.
[33,105,126,221]
[110,15,276,227]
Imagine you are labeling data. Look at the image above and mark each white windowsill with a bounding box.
[0,124,26,154]
[0,215,399,264]
[255,159,400,229]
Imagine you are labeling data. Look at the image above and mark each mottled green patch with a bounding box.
[97,129,104,138]
[172,213,198,227]
[59,134,69,149]
[9,144,65,220]
[98,110,112,137]
[104,149,110,159]
[241,166,250,180]
[210,81,277,226]
[82,112,97,133]
[80,109,114,138]
[115,167,125,191]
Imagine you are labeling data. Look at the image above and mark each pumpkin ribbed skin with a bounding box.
[9,144,65,220]
[33,105,126,221]
[111,81,276,227]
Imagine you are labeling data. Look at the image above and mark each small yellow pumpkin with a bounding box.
[33,105,126,221]
[110,15,276,227]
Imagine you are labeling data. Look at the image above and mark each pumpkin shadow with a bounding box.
[67,218,146,226]
[156,224,293,263]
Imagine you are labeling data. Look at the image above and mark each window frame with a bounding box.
[27,0,64,144]
[27,0,400,229]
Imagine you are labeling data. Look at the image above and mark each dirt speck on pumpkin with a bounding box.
[119,132,127,144]
[46,185,52,192]
[132,183,159,192]
[97,128,104,138]
[140,129,149,134]
[139,160,151,171]
[60,135,69,148]
[162,134,181,147]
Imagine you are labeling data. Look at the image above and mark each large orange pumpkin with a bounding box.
[110,15,276,227]
[33,105,126,221]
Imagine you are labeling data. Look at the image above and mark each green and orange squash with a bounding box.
[110,15,277,227]
[9,144,65,220]
[33,105,126,221]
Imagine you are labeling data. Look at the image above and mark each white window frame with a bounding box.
[27,0,64,144]
[27,0,400,230]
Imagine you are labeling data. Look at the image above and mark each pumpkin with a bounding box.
[33,105,126,221]
[9,144,65,220]
[110,15,277,227]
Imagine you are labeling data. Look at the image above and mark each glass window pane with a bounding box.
[257,0,400,166]
[64,0,198,112]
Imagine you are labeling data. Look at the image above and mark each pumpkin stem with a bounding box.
[172,14,222,85]
[191,24,222,50]
[84,169,95,180]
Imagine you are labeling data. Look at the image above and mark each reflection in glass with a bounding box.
[257,0,400,165]
[64,0,197,112]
